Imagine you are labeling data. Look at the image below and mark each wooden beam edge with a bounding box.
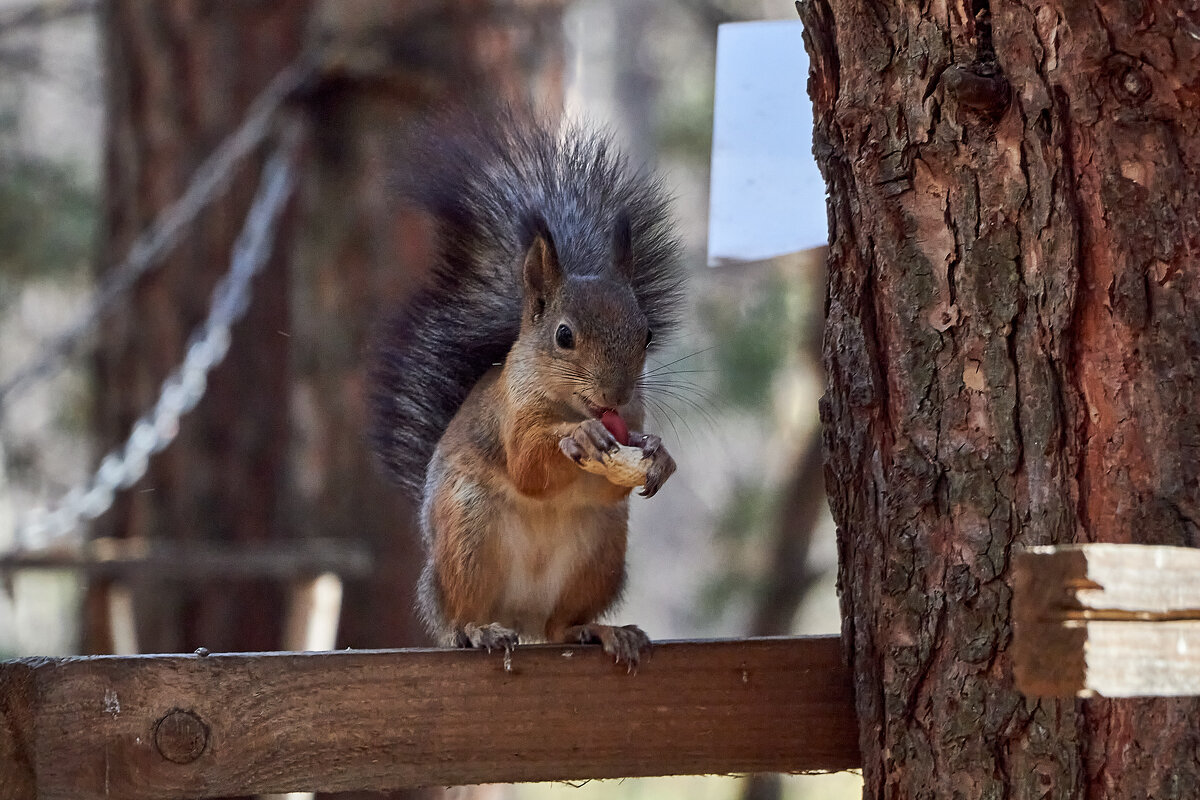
[1084,620,1200,698]
[2,636,860,799]
[1012,548,1087,696]
[0,537,374,581]
[1018,544,1200,614]
[0,661,37,800]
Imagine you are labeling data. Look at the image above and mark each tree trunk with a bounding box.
[798,0,1200,797]
[93,0,310,653]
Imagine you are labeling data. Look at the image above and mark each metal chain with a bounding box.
[14,129,300,548]
[0,0,98,36]
[0,61,310,406]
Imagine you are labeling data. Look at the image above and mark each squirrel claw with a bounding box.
[561,419,620,463]
[562,623,651,670]
[631,433,675,498]
[454,622,520,653]
[558,437,585,464]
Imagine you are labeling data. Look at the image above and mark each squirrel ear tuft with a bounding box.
[522,217,561,315]
[613,210,634,280]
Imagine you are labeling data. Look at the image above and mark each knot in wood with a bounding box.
[154,708,209,764]
[942,64,1009,118]
[1107,55,1152,106]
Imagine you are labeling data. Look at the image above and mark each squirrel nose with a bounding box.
[598,385,633,409]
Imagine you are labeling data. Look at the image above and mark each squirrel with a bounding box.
[370,111,685,666]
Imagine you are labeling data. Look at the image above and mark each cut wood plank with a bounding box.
[0,636,858,800]
[1013,544,1200,698]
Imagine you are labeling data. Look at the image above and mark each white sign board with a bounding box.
[707,20,828,266]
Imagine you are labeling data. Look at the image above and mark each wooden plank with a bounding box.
[0,537,372,582]
[0,636,858,799]
[1013,544,1200,698]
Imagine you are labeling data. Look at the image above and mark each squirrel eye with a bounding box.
[645,329,654,349]
[555,323,575,349]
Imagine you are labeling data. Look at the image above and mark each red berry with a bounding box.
[600,410,630,446]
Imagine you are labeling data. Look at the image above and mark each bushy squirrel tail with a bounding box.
[369,110,685,499]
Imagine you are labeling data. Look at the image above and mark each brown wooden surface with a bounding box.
[0,636,857,799]
[1014,545,1200,698]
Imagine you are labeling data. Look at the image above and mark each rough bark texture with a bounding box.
[797,0,1200,797]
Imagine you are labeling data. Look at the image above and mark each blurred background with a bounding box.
[0,0,857,797]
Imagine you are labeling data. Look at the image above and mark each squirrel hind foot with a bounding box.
[562,623,651,670]
[454,622,520,652]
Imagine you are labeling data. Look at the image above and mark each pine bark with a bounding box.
[797,0,1200,797]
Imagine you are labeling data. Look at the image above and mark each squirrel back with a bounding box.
[370,111,685,498]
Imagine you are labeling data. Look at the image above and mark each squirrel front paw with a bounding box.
[560,421,676,496]
[562,623,651,669]
[559,418,621,464]
[628,432,675,498]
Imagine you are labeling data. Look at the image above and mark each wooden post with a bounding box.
[281,572,344,652]
[1013,544,1200,698]
[0,636,857,799]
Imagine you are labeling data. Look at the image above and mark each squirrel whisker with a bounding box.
[642,346,715,378]
[639,393,685,443]
[638,376,715,396]
[637,375,719,409]
[641,386,719,432]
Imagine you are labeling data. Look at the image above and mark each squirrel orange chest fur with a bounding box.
[421,367,633,642]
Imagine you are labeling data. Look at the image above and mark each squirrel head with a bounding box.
[517,213,650,417]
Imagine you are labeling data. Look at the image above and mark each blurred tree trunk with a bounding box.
[799,0,1200,797]
[612,0,657,168]
[91,0,311,654]
[91,0,566,666]
[741,257,827,800]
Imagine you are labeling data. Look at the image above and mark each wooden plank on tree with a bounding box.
[0,636,858,799]
[1013,544,1200,698]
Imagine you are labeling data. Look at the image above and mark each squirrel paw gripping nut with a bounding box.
[559,421,676,494]
[560,419,651,488]
[632,432,675,498]
[573,444,652,488]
